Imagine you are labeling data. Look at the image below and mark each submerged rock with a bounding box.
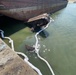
[25,45,35,52]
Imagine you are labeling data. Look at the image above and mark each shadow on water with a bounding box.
[0,15,27,36]
[0,15,49,38]
[25,22,49,38]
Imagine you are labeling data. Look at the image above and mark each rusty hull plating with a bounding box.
[0,0,68,21]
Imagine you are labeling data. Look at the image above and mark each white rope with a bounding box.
[0,29,42,75]
[4,37,14,51]
[34,17,55,75]
[0,30,14,51]
[17,51,42,75]
[0,30,4,38]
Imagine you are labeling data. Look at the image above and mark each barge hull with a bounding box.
[0,0,68,21]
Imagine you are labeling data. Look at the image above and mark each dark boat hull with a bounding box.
[0,0,68,21]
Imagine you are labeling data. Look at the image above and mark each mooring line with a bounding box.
[0,30,14,51]
[0,29,42,75]
[17,51,42,75]
[34,17,55,75]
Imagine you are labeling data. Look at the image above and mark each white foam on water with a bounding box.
[43,50,46,52]
[43,45,46,48]
[45,48,48,51]
[48,49,51,52]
